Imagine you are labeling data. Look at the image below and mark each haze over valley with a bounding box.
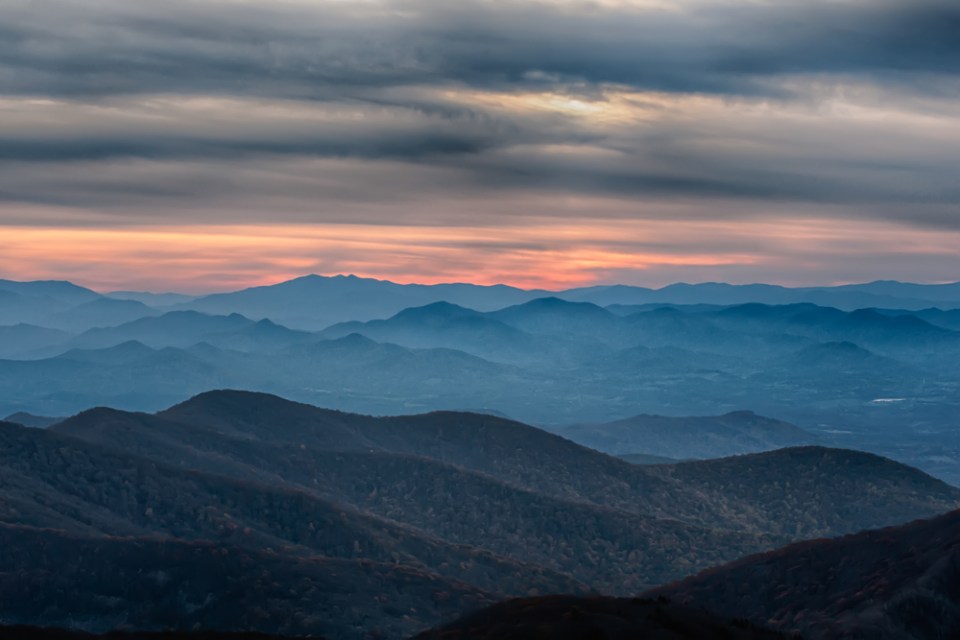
[3,274,959,486]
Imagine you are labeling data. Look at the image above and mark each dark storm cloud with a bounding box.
[1,0,958,99]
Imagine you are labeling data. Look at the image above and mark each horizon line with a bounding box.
[4,272,960,298]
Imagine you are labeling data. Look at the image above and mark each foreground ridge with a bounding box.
[650,509,960,639]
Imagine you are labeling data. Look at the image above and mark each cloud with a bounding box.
[3,215,960,293]
[0,0,958,287]
[2,1,958,99]
[0,86,956,225]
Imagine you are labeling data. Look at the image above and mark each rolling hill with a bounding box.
[43,297,161,333]
[4,391,960,637]
[3,283,960,486]
[0,525,491,640]
[650,508,960,640]
[68,312,257,351]
[0,323,71,358]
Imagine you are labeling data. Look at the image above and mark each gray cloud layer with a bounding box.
[3,0,958,98]
[0,0,958,234]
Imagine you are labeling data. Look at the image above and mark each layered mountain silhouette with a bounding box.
[5,274,960,331]
[3,390,958,638]
[43,298,162,332]
[171,275,549,330]
[0,279,105,326]
[171,276,960,329]
[0,323,71,358]
[4,279,960,484]
[878,307,960,331]
[0,279,100,306]
[4,278,960,639]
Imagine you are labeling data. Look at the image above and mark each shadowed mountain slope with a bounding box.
[647,447,960,538]
[651,509,960,640]
[0,629,294,640]
[5,391,960,638]
[0,421,578,597]
[411,595,789,640]
[0,525,489,640]
[49,406,771,593]
[150,391,960,537]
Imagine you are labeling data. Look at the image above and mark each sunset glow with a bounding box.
[2,216,958,293]
[1,0,958,292]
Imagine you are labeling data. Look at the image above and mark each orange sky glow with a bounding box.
[2,217,957,293]
[2,1,959,292]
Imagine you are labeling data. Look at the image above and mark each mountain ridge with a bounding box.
[5,390,960,638]
[649,508,960,639]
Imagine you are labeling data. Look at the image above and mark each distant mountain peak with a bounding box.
[176,388,290,406]
[525,296,582,307]
[3,412,64,428]
[293,273,377,284]
[392,300,481,320]
[163,389,353,424]
[333,332,379,346]
[59,339,157,360]
[507,296,609,314]
[63,405,151,426]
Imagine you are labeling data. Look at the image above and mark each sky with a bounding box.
[1,0,959,293]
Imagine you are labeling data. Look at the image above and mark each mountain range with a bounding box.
[2,390,958,638]
[4,275,960,485]
[5,275,960,333]
[3,278,960,638]
[171,276,960,330]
